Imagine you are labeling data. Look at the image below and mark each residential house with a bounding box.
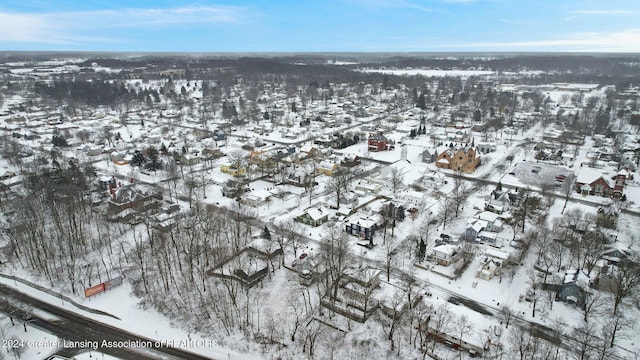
[542,270,590,308]
[485,189,520,214]
[355,180,383,194]
[476,249,509,280]
[435,146,481,174]
[421,170,446,189]
[476,259,500,280]
[368,131,395,152]
[337,191,358,209]
[317,160,339,176]
[574,167,627,198]
[296,206,329,227]
[421,148,438,163]
[428,244,461,266]
[465,220,487,242]
[222,180,246,198]
[242,189,272,207]
[466,211,503,242]
[220,162,246,177]
[345,216,378,241]
[600,247,633,266]
[299,144,319,159]
[107,184,162,216]
[341,155,361,168]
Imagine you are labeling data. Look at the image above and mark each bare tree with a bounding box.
[378,289,406,352]
[227,150,247,174]
[429,303,454,352]
[318,228,353,302]
[572,323,596,360]
[451,175,472,217]
[608,257,640,315]
[577,289,602,323]
[561,174,577,214]
[579,228,608,277]
[511,189,546,233]
[437,197,455,231]
[500,305,514,329]
[508,325,537,360]
[603,308,633,349]
[327,167,352,208]
[389,167,404,195]
[383,241,396,282]
[302,320,325,358]
[455,315,472,349]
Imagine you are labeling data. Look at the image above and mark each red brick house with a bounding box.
[368,132,395,152]
[574,167,628,198]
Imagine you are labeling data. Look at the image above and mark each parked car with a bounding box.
[448,297,460,305]
[440,233,451,240]
[531,166,542,173]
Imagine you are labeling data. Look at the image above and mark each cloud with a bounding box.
[571,10,633,15]
[0,5,245,45]
[437,29,640,52]
[565,9,634,21]
[344,0,441,12]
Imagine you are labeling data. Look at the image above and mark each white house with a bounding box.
[428,244,460,266]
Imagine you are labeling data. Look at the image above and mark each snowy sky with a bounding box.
[1,0,640,52]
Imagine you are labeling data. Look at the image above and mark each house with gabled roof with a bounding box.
[317,160,339,176]
[574,167,627,198]
[296,205,329,227]
[428,244,461,266]
[368,131,395,152]
[542,270,590,308]
[435,145,481,174]
[422,169,446,188]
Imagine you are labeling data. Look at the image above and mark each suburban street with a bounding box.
[0,283,211,360]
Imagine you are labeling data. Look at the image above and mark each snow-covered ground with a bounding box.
[1,57,640,359]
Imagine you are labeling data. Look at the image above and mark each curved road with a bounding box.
[0,283,211,360]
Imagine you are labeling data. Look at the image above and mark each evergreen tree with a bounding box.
[145,146,162,173]
[473,109,482,122]
[417,239,427,262]
[261,225,271,240]
[131,150,146,167]
[396,206,405,222]
[51,133,69,147]
[417,93,427,110]
[160,143,168,155]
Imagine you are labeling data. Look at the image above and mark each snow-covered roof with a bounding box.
[576,167,614,187]
[485,248,510,261]
[112,184,147,203]
[433,244,458,256]
[347,216,377,229]
[467,218,488,232]
[617,168,630,177]
[473,211,500,223]
[303,206,328,221]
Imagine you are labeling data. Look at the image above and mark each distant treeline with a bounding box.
[34,80,160,107]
